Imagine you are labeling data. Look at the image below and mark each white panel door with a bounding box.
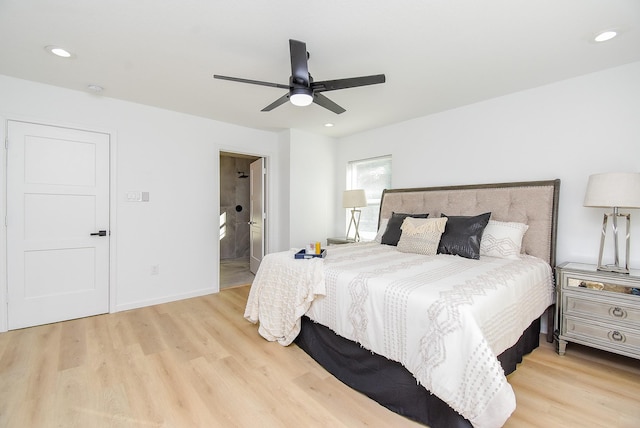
[249,158,265,274]
[6,121,110,330]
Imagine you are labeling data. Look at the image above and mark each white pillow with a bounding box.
[480,220,529,259]
[374,218,389,243]
[397,217,447,256]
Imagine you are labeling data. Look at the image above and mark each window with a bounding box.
[347,155,392,240]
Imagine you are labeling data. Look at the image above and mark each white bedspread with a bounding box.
[244,242,554,428]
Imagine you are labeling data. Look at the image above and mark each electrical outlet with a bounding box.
[151,265,159,275]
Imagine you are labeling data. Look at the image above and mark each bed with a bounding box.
[245,179,560,428]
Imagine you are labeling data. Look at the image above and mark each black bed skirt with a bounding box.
[294,315,541,428]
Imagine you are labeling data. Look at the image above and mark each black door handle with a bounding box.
[90,230,107,236]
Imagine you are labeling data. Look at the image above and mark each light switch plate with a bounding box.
[126,191,150,202]
[126,191,142,202]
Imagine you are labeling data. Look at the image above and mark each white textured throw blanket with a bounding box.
[245,243,554,428]
[244,250,326,345]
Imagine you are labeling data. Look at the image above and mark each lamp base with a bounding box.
[596,264,630,275]
[345,208,362,242]
[596,210,631,275]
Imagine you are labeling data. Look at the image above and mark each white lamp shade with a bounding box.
[584,172,640,208]
[343,189,367,208]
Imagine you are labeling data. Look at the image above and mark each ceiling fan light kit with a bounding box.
[214,39,385,114]
[290,88,313,106]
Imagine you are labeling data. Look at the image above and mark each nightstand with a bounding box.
[326,237,355,246]
[555,262,640,359]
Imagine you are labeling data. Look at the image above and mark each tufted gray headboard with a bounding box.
[378,179,560,266]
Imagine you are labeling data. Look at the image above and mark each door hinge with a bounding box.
[4,137,7,150]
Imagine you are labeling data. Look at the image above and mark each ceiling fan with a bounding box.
[214,39,385,114]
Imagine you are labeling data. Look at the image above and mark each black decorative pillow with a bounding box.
[437,212,491,259]
[381,212,429,246]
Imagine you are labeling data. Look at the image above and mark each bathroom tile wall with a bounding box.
[220,155,253,259]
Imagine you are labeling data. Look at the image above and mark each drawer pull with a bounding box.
[609,330,625,342]
[610,306,626,318]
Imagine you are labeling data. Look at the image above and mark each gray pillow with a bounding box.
[437,212,491,259]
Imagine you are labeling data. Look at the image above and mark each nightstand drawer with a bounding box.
[563,315,640,355]
[563,294,640,326]
[565,276,640,296]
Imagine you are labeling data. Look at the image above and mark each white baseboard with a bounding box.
[113,287,218,313]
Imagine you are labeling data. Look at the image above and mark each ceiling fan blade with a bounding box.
[312,74,386,93]
[214,74,290,90]
[289,39,309,86]
[313,93,346,114]
[261,93,290,112]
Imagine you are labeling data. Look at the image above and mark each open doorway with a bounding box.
[219,152,262,289]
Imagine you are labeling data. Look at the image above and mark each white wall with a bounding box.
[274,130,292,251]
[3,61,639,331]
[288,129,337,248]
[0,75,285,329]
[334,61,640,268]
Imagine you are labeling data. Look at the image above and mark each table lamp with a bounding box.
[343,189,367,241]
[584,172,640,274]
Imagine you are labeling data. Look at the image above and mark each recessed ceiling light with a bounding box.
[44,45,74,58]
[594,30,618,43]
[324,123,334,127]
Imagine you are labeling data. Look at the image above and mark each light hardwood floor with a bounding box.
[1,285,639,427]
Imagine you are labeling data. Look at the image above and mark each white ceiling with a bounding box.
[1,0,639,137]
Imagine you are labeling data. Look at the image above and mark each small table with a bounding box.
[326,237,356,246]
[555,262,640,359]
